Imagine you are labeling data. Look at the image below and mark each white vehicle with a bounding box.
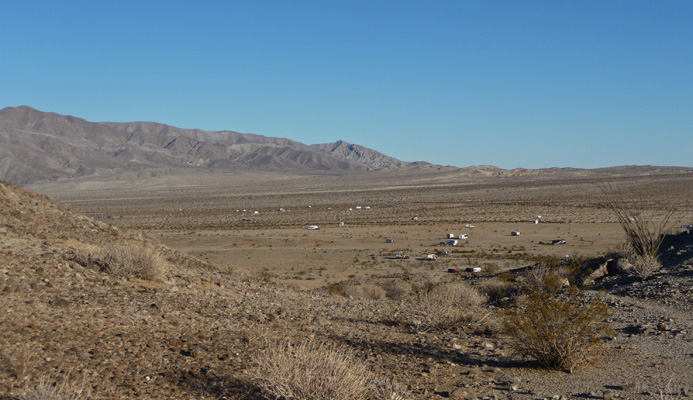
[426,253,437,261]
[459,234,468,239]
[307,225,320,230]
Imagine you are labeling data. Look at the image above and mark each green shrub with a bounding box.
[503,289,611,373]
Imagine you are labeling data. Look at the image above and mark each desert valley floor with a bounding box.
[2,168,692,399]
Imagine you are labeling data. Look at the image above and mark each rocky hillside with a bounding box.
[0,106,413,185]
[311,140,410,170]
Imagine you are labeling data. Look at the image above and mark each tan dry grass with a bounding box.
[250,339,373,400]
[395,281,486,332]
[16,370,87,400]
[79,243,167,280]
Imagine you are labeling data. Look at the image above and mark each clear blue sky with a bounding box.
[2,1,692,169]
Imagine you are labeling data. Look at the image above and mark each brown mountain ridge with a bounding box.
[0,106,412,185]
[2,106,691,187]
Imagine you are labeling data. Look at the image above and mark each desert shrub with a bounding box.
[80,243,166,280]
[600,185,674,257]
[503,289,611,373]
[381,279,411,301]
[396,282,486,332]
[629,253,662,281]
[250,339,372,400]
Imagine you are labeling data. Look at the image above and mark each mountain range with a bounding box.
[1,106,690,187]
[0,106,413,185]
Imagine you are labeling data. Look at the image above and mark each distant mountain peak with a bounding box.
[310,140,409,171]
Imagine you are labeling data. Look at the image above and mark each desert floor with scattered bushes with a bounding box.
[2,169,692,399]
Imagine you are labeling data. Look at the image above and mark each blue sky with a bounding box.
[2,1,692,169]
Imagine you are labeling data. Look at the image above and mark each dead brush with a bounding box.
[478,278,519,305]
[629,253,662,281]
[16,369,88,400]
[249,339,372,400]
[78,243,167,280]
[525,263,570,294]
[503,288,611,373]
[381,279,412,301]
[395,282,487,332]
[611,240,663,281]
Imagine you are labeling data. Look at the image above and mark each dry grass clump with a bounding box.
[503,288,611,373]
[629,253,662,281]
[525,263,570,294]
[396,282,486,332]
[16,370,87,400]
[370,376,410,400]
[361,283,387,300]
[79,243,167,280]
[250,339,409,400]
[342,283,386,300]
[381,279,412,301]
[478,278,518,305]
[611,242,662,281]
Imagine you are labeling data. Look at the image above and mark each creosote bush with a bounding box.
[250,339,409,400]
[503,288,611,373]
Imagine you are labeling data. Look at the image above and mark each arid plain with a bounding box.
[34,169,693,288]
[1,167,690,399]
